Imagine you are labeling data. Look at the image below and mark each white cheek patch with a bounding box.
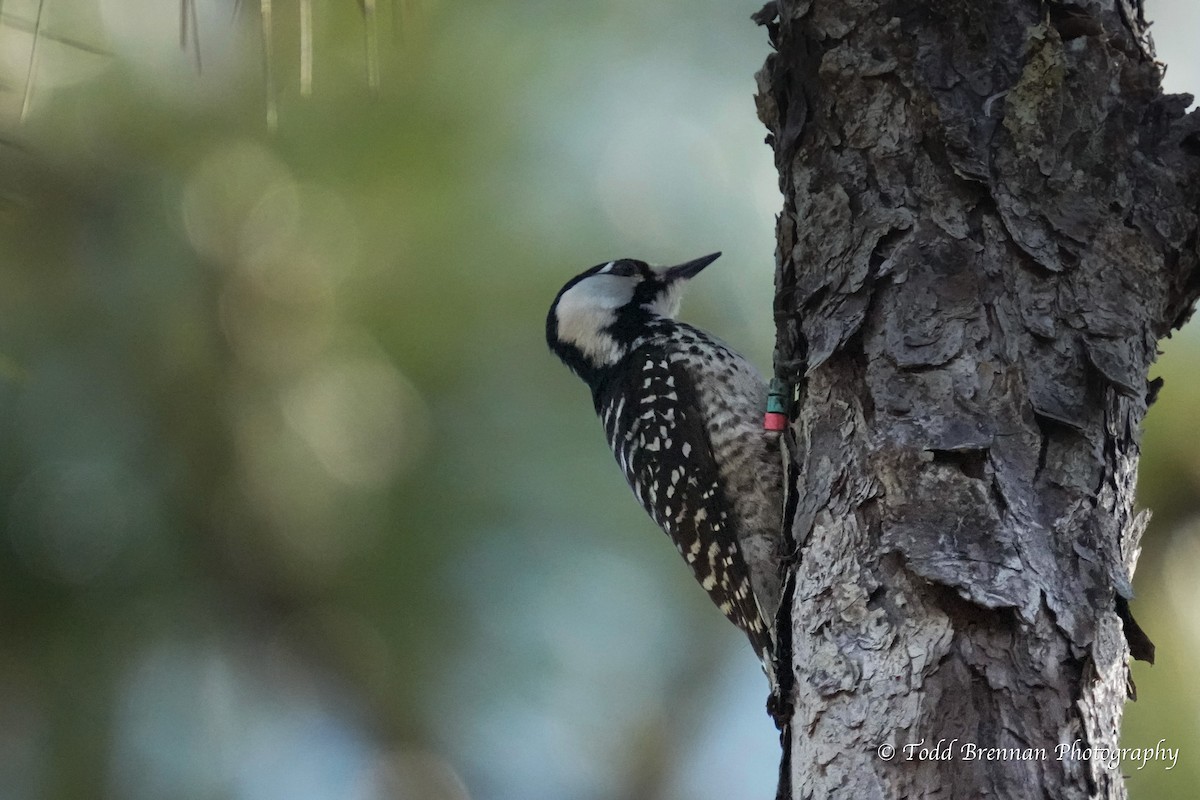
[555,274,634,366]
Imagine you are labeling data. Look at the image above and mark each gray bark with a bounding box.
[754,1,1200,797]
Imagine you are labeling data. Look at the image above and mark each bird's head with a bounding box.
[546,252,720,377]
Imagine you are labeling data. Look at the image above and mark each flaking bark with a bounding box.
[754,1,1200,797]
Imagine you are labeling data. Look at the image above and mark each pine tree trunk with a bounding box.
[754,1,1200,797]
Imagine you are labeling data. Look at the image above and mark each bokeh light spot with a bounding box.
[7,460,161,585]
[283,352,428,489]
[183,142,296,266]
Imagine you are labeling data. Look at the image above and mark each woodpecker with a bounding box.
[546,252,785,676]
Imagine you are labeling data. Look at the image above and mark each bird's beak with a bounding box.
[662,252,721,282]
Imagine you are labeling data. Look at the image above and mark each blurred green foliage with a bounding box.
[0,2,1197,799]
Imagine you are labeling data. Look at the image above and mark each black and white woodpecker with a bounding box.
[546,252,785,683]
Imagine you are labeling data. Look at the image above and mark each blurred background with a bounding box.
[0,1,1196,798]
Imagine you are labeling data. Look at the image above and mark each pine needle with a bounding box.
[260,0,276,130]
[300,0,313,96]
[363,0,379,94]
[180,0,202,73]
[19,0,45,121]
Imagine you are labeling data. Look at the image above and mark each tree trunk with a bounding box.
[754,1,1200,797]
